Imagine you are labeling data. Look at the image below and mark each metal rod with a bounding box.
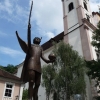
[28,0,33,25]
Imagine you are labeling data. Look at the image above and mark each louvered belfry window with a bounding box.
[69,2,74,12]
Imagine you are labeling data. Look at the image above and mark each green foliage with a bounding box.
[0,65,5,70]
[93,96,100,100]
[91,21,100,50]
[91,21,100,61]
[22,89,28,100]
[5,64,17,74]
[42,64,55,100]
[42,41,86,100]
[0,64,17,74]
[86,60,100,80]
[86,21,100,94]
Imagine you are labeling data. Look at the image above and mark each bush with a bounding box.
[22,89,28,100]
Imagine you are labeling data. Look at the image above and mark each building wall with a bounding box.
[0,81,5,100]
[68,28,83,56]
[93,14,100,26]
[0,79,20,100]
[15,63,23,78]
[13,83,20,100]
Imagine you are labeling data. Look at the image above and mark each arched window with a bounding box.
[84,2,88,11]
[68,2,74,12]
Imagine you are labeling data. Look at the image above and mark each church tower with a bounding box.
[61,0,98,99]
[62,0,97,61]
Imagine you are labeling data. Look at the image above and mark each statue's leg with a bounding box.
[28,70,35,100]
[33,72,41,100]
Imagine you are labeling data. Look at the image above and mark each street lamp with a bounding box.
[74,94,82,100]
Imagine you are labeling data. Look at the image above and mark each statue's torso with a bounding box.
[26,44,42,73]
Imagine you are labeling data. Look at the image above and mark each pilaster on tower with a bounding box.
[61,0,68,44]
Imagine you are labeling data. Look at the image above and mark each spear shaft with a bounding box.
[28,1,33,25]
[27,1,33,47]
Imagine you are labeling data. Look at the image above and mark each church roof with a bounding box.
[42,31,64,51]
[0,68,20,81]
[92,12,100,17]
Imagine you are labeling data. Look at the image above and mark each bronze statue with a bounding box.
[16,1,55,100]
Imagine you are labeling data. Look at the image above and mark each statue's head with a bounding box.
[33,37,41,44]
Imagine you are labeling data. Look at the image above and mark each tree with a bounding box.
[42,41,86,100]
[42,64,55,100]
[91,21,100,60]
[0,64,17,74]
[86,21,100,94]
[0,65,5,70]
[4,64,17,74]
[22,89,28,100]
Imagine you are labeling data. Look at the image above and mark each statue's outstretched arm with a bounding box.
[41,48,56,63]
[41,53,50,63]
[16,31,28,53]
[41,49,52,63]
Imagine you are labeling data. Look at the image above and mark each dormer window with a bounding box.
[68,2,74,12]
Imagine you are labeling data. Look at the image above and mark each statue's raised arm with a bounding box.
[16,1,33,53]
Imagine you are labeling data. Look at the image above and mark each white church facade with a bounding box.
[15,0,100,100]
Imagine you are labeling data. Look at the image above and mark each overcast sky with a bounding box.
[0,0,100,66]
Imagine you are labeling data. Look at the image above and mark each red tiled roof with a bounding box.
[0,68,20,81]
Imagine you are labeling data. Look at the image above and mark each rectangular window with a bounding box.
[4,83,14,98]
